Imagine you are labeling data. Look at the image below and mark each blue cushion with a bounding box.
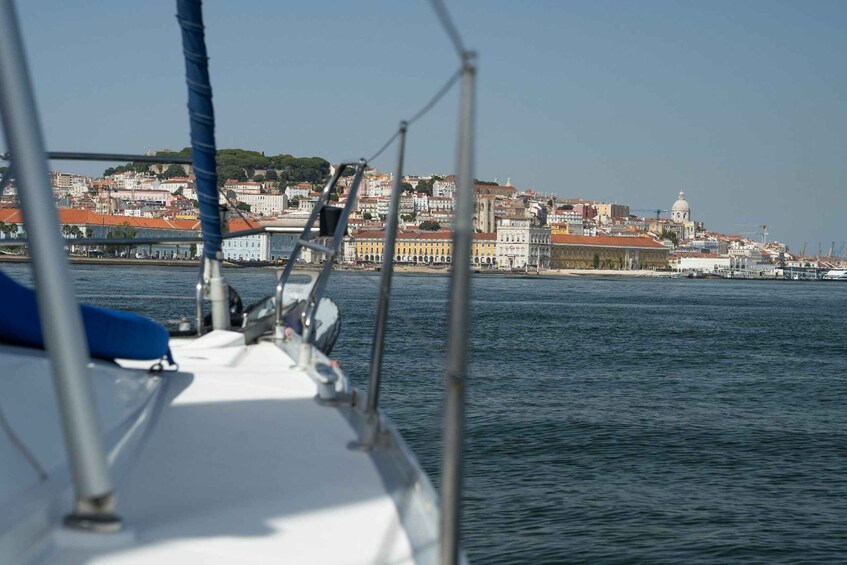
[0,270,169,361]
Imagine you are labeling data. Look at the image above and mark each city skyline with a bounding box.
[3,0,845,253]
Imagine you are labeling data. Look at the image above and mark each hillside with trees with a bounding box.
[104,148,331,188]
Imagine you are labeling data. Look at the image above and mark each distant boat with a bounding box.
[822,269,847,281]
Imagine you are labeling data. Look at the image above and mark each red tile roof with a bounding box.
[0,208,201,230]
[227,218,262,232]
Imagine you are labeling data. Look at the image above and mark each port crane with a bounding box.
[631,208,670,220]
[737,224,769,244]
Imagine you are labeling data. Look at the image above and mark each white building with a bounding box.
[110,172,157,191]
[432,179,455,198]
[671,191,690,222]
[495,217,551,270]
[222,232,269,262]
[298,196,319,213]
[548,208,581,224]
[429,196,454,212]
[413,192,429,213]
[674,256,731,273]
[224,180,262,195]
[670,191,696,241]
[285,185,311,200]
[160,177,192,193]
[68,177,91,197]
[237,193,287,217]
[110,189,170,205]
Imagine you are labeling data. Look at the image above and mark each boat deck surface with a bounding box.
[50,332,417,564]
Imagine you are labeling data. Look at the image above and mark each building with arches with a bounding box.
[351,230,496,266]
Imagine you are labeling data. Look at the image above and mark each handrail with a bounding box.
[0,0,119,531]
[297,160,366,368]
[273,161,360,340]
[0,227,267,247]
[0,151,193,165]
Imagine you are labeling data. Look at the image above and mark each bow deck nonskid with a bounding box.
[21,331,437,563]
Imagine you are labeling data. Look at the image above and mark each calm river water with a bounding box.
[4,263,847,563]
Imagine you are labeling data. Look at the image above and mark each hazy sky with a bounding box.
[4,0,846,253]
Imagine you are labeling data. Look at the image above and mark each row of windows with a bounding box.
[499,235,551,244]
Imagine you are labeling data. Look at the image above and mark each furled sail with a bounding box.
[176,0,221,259]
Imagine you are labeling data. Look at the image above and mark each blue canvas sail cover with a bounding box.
[0,270,170,361]
[176,0,221,260]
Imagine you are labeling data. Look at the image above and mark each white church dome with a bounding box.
[672,191,689,213]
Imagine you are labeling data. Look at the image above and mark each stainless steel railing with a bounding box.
[353,123,408,448]
[273,160,367,368]
[0,0,118,531]
[441,51,476,565]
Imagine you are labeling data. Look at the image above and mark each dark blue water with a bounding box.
[4,263,847,563]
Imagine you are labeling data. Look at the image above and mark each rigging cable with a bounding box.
[428,0,466,60]
[366,0,469,164]
[0,405,47,481]
[367,66,462,164]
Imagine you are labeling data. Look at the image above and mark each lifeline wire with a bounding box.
[0,405,47,480]
[218,186,255,227]
[366,66,462,164]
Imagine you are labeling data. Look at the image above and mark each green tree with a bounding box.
[1,221,18,238]
[106,222,137,256]
[265,169,278,181]
[660,229,679,246]
[161,164,186,179]
[419,220,440,231]
[415,179,434,196]
[236,202,251,212]
[218,164,247,184]
[401,182,414,193]
[289,197,299,208]
[363,212,373,221]
[558,204,574,210]
[593,254,600,269]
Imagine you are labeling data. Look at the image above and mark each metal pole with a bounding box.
[365,124,407,417]
[441,51,476,565]
[299,161,367,349]
[195,254,205,336]
[0,0,117,530]
[274,164,346,336]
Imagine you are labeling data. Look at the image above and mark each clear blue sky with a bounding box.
[5,0,846,253]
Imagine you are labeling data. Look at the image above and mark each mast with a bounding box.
[176,0,229,330]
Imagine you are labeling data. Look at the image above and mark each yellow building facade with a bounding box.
[551,234,669,270]
[353,230,496,265]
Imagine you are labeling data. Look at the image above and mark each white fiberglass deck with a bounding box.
[50,331,421,564]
